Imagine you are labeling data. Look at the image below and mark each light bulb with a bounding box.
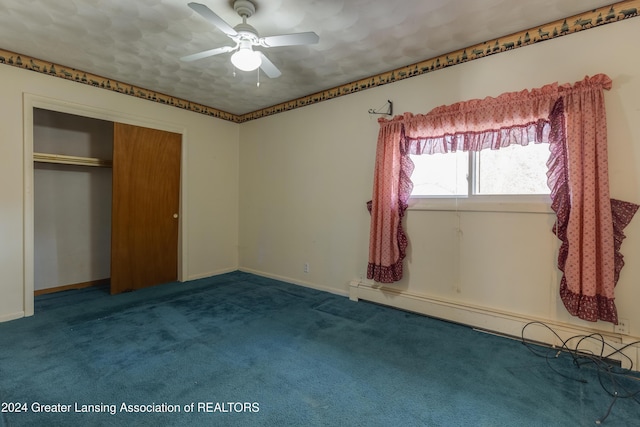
[231,48,262,72]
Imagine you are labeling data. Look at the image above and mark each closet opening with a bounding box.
[33,108,113,296]
[26,98,183,313]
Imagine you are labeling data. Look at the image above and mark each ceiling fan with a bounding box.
[181,1,319,78]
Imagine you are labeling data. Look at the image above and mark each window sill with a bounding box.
[407,195,554,214]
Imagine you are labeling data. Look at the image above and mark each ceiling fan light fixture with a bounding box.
[231,46,261,71]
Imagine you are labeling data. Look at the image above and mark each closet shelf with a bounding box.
[33,152,113,168]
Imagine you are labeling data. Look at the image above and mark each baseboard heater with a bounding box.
[348,279,639,371]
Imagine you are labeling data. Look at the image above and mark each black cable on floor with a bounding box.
[521,321,640,424]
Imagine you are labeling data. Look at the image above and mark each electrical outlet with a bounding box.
[304,262,309,274]
[615,318,630,335]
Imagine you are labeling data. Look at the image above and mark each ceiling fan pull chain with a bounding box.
[257,68,260,87]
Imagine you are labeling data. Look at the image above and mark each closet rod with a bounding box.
[33,152,113,168]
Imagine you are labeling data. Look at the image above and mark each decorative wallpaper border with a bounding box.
[1,0,638,123]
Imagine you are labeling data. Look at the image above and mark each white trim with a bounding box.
[408,195,554,214]
[178,129,188,284]
[22,93,189,317]
[186,267,239,282]
[349,279,639,371]
[23,99,35,316]
[0,312,26,323]
[239,267,349,298]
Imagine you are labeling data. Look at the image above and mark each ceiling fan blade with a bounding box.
[260,32,319,47]
[188,2,237,37]
[258,52,281,78]
[180,46,235,62]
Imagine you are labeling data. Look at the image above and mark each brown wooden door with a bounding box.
[111,123,181,294]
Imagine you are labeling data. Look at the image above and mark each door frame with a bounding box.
[23,93,188,316]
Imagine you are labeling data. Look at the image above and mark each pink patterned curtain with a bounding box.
[367,74,638,324]
[366,120,412,282]
[550,75,639,323]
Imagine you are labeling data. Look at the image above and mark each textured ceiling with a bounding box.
[0,0,620,115]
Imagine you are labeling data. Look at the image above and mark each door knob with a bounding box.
[173,213,178,219]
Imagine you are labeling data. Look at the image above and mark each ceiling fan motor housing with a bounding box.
[234,22,259,42]
[233,0,259,43]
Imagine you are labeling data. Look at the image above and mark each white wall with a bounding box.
[0,64,239,321]
[239,95,376,293]
[239,17,640,343]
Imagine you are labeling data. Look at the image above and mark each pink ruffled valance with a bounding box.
[367,74,638,324]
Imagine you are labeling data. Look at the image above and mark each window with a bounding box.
[409,151,468,197]
[410,143,550,198]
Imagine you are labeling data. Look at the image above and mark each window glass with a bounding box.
[474,144,550,195]
[409,151,468,197]
[409,143,550,198]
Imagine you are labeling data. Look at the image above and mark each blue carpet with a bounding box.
[0,271,638,426]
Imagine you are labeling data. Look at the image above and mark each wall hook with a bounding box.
[368,100,393,116]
